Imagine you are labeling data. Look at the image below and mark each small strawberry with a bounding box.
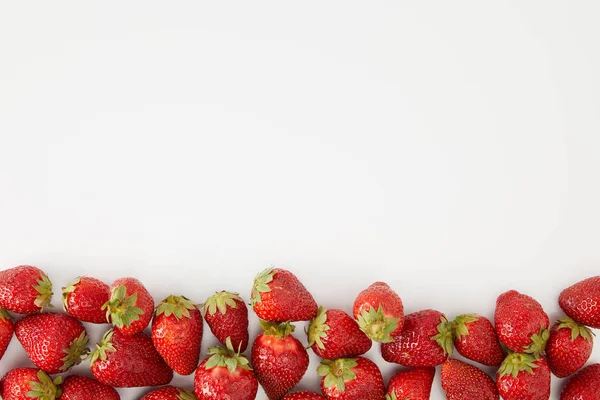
[90,328,173,387]
[251,268,318,322]
[152,295,203,375]
[318,356,385,400]
[202,291,249,352]
[142,386,197,400]
[0,265,53,314]
[282,392,326,400]
[381,309,453,367]
[251,321,309,400]
[559,276,600,328]
[0,368,62,400]
[59,375,120,400]
[560,363,600,400]
[353,281,404,343]
[15,312,89,374]
[102,277,154,335]
[62,276,110,324]
[441,359,499,400]
[385,367,435,400]
[452,314,504,366]
[546,316,594,378]
[307,306,371,359]
[496,353,551,400]
[0,308,14,360]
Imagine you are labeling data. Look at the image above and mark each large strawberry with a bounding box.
[0,265,53,314]
[353,281,404,342]
[251,321,309,400]
[251,268,318,322]
[546,316,594,377]
[0,308,14,360]
[307,306,371,359]
[496,353,551,400]
[441,359,499,400]
[282,392,326,400]
[0,368,62,400]
[90,328,173,387]
[102,277,154,335]
[452,314,504,366]
[560,363,600,400]
[59,375,120,400]
[559,276,600,328]
[385,367,435,400]
[202,291,249,352]
[381,309,453,367]
[62,276,110,324]
[142,386,197,400]
[152,295,203,375]
[318,357,385,400]
[15,312,89,374]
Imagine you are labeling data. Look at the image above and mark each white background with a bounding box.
[1,1,599,398]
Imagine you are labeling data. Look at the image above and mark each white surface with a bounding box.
[1,1,599,398]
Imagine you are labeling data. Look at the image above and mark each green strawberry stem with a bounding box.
[524,328,549,355]
[251,268,275,306]
[205,337,252,372]
[61,277,81,311]
[89,329,117,366]
[498,352,539,378]
[317,358,357,393]
[557,316,595,341]
[33,272,53,310]
[259,320,295,338]
[307,306,329,349]
[101,285,143,328]
[155,295,197,319]
[356,305,399,343]
[452,314,479,340]
[26,370,63,399]
[0,308,11,322]
[202,291,243,316]
[61,330,90,371]
[177,389,198,400]
[431,316,454,356]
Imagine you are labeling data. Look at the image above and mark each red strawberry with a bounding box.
[307,306,371,359]
[62,276,110,324]
[385,367,435,400]
[152,295,203,375]
[202,291,249,352]
[251,268,318,322]
[142,385,197,400]
[102,277,154,335]
[90,328,173,387]
[0,265,53,314]
[0,308,14,360]
[452,314,504,366]
[494,290,550,354]
[546,316,594,377]
[559,276,600,328]
[15,312,89,374]
[353,281,404,343]
[318,356,385,400]
[59,375,120,400]
[496,353,551,400]
[381,309,453,367]
[0,368,62,400]
[251,321,309,400]
[441,359,499,400]
[282,392,326,400]
[560,363,600,400]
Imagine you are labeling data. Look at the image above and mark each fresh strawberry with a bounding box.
[62,276,110,324]
[353,281,404,342]
[102,277,154,335]
[251,268,318,322]
[441,359,499,400]
[559,276,600,328]
[152,295,203,375]
[282,392,326,400]
[318,356,385,400]
[251,321,309,400]
[0,308,14,360]
[307,306,372,359]
[202,291,249,352]
[15,312,89,374]
[560,363,600,400]
[142,385,197,400]
[385,367,435,400]
[59,375,120,400]
[452,314,504,366]
[494,290,550,354]
[0,368,62,400]
[496,353,551,400]
[90,328,173,387]
[0,265,53,314]
[546,316,594,377]
[381,309,453,367]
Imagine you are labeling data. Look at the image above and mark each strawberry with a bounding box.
[307,306,371,359]
[452,314,504,366]
[546,316,594,377]
[0,308,14,360]
[559,276,600,328]
[251,268,318,322]
[560,363,600,400]
[59,375,120,400]
[90,328,173,387]
[494,290,550,354]
[251,321,309,400]
[282,392,326,400]
[496,353,551,400]
[0,368,62,400]
[440,359,499,400]
[381,309,453,367]
[102,277,154,335]
[152,295,203,375]
[318,356,385,400]
[15,312,89,374]
[62,276,110,324]
[142,385,197,400]
[0,265,53,314]
[385,367,435,400]
[202,291,249,352]
[353,281,404,343]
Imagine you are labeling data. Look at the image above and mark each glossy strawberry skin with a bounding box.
[60,375,120,400]
[546,320,593,378]
[560,363,600,400]
[0,309,14,360]
[353,281,404,337]
[453,315,504,366]
[62,276,111,324]
[496,357,551,400]
[0,265,52,314]
[308,308,372,359]
[282,392,326,400]
[193,358,258,400]
[142,385,196,400]
[559,276,600,328]
[0,368,58,400]
[203,293,249,352]
[386,367,435,400]
[441,359,499,400]
[108,277,154,335]
[320,357,385,400]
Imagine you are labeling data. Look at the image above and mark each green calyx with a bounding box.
[26,370,62,400]
[356,305,399,343]
[498,352,539,378]
[0,308,11,322]
[61,330,90,371]
[431,316,454,356]
[101,285,143,328]
[202,291,243,316]
[33,272,53,310]
[204,336,252,373]
[524,328,549,355]
[89,329,117,366]
[317,358,358,393]
[61,277,81,311]
[156,295,197,319]
[452,314,479,341]
[177,389,198,400]
[557,316,595,342]
[385,392,398,400]
[260,320,295,338]
[307,306,329,349]
[251,268,275,306]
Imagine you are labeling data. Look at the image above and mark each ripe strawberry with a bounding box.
[15,312,89,374]
[102,277,154,335]
[202,291,249,352]
[59,375,120,400]
[385,367,435,400]
[152,295,203,375]
[559,276,600,328]
[318,356,385,400]
[560,363,600,400]
[441,359,499,400]
[0,368,62,400]
[142,385,197,400]
[381,309,453,367]
[251,321,309,400]
[546,316,594,377]
[452,314,504,366]
[282,392,326,400]
[494,290,550,354]
[62,276,110,324]
[496,353,551,400]
[0,265,53,314]
[0,308,14,360]
[250,268,318,322]
[90,328,173,387]
[307,306,372,359]
[353,281,404,342]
